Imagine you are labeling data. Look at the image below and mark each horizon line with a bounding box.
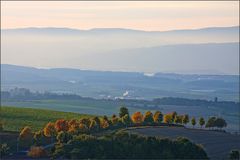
[2,25,239,33]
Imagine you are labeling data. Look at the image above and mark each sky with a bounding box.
[1,1,239,31]
[1,1,239,75]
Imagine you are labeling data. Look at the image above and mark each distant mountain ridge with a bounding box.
[2,25,239,33]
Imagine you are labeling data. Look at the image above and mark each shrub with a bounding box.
[229,150,240,160]
[27,146,47,158]
[0,143,10,157]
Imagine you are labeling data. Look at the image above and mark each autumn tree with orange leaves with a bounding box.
[55,119,69,132]
[153,111,163,124]
[44,122,56,137]
[131,112,143,124]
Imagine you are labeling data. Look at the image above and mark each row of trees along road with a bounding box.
[16,107,227,158]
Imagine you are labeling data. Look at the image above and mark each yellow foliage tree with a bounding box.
[101,119,110,129]
[43,122,56,137]
[111,114,119,126]
[153,111,163,124]
[164,114,173,124]
[19,126,33,148]
[67,119,79,134]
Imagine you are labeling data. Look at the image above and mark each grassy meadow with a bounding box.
[1,106,93,132]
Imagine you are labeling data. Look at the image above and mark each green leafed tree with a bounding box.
[199,117,205,128]
[205,117,217,129]
[174,115,183,124]
[182,114,189,125]
[121,114,132,127]
[191,117,196,128]
[119,107,129,118]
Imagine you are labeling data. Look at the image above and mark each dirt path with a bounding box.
[128,126,240,159]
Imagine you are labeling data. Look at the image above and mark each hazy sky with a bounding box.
[1,1,239,31]
[1,1,239,75]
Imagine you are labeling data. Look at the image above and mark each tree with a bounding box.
[43,122,56,138]
[28,146,47,158]
[80,118,91,129]
[205,117,217,129]
[68,119,78,128]
[121,114,132,127]
[93,117,101,131]
[199,117,205,128]
[174,115,183,124]
[164,114,173,124]
[68,124,80,135]
[19,126,33,148]
[182,114,189,125]
[55,119,69,132]
[143,111,154,125]
[131,112,143,124]
[111,114,119,127]
[119,107,129,118]
[68,119,80,134]
[215,118,227,129]
[89,119,98,132]
[153,111,163,124]
[191,117,196,128]
[34,130,45,146]
[101,116,110,129]
[79,123,88,133]
[56,131,72,143]
[229,150,240,160]
[171,111,177,121]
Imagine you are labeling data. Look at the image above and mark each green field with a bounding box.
[1,106,94,132]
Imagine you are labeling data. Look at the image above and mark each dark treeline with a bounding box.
[52,131,208,159]
[1,88,239,108]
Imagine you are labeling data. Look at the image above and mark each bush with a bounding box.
[0,143,10,158]
[27,146,47,158]
[229,150,240,160]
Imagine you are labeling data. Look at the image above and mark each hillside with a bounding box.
[1,106,94,132]
[129,126,240,159]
